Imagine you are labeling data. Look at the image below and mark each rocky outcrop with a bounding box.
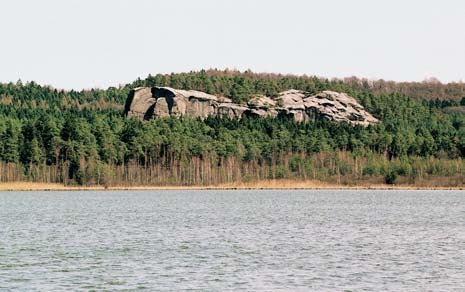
[302,91,379,125]
[124,86,379,126]
[124,87,157,120]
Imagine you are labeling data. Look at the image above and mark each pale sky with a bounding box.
[1,0,464,89]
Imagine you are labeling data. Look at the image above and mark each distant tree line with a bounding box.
[0,70,463,186]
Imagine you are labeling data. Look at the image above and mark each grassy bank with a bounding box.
[0,179,463,191]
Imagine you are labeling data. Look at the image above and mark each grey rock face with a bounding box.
[124,87,157,120]
[124,86,379,125]
[302,91,379,126]
[248,95,276,109]
[217,103,248,119]
[153,97,170,118]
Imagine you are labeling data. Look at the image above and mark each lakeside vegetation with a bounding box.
[0,70,464,187]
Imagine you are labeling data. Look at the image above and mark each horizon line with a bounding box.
[2,68,464,91]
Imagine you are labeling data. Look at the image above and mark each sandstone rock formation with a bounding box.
[124,86,379,126]
[124,87,157,120]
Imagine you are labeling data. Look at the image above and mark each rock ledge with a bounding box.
[124,87,379,126]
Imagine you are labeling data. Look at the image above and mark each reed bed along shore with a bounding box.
[0,179,463,191]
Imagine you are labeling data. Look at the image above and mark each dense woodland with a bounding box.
[0,69,464,186]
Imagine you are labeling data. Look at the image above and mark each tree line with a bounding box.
[0,70,464,186]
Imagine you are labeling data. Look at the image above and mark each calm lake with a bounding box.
[1,190,464,291]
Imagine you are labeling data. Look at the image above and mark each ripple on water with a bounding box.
[0,190,465,291]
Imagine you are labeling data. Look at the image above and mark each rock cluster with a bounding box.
[124,86,379,126]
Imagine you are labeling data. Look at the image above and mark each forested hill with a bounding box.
[0,70,464,187]
[1,70,465,112]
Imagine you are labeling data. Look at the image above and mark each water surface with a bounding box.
[1,190,464,291]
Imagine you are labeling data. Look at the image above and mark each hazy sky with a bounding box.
[1,0,464,89]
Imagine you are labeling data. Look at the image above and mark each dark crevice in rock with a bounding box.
[144,103,156,120]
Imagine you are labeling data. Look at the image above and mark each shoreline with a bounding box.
[0,180,463,191]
